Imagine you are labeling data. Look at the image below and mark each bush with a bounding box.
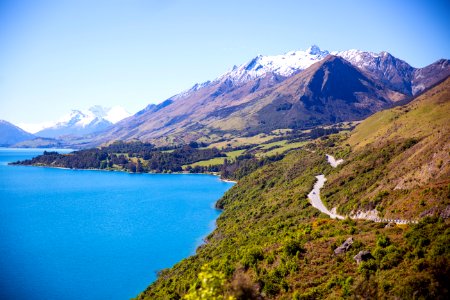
[183,264,233,300]
[380,246,403,270]
[283,239,305,257]
[376,235,391,248]
[241,247,264,268]
[358,260,377,277]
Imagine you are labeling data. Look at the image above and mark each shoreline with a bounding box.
[10,163,238,183]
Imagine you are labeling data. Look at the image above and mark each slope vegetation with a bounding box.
[324,77,450,219]
[136,78,450,299]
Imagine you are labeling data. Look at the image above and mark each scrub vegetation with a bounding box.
[137,79,450,299]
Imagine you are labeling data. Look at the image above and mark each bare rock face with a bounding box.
[353,251,374,265]
[334,237,353,255]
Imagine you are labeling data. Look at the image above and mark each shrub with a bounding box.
[358,260,377,277]
[241,247,264,268]
[183,264,233,300]
[376,235,391,248]
[380,246,403,270]
[283,239,305,257]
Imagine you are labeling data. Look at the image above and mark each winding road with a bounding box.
[307,174,344,219]
[307,154,417,224]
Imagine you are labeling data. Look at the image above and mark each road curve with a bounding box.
[307,174,344,219]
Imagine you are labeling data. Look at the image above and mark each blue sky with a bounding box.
[0,0,449,127]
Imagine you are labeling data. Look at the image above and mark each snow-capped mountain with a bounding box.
[176,45,448,101]
[333,49,415,95]
[172,45,330,100]
[35,106,131,138]
[219,45,330,84]
[92,45,449,146]
[181,45,448,98]
[332,48,449,95]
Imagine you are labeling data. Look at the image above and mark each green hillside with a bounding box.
[137,79,450,299]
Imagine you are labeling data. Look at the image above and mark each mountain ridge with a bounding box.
[88,46,449,147]
[34,105,131,138]
[0,120,35,146]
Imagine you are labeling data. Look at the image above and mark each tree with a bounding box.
[183,264,235,300]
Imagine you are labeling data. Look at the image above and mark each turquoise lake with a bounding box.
[0,148,234,299]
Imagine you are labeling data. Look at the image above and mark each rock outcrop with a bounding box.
[334,237,353,255]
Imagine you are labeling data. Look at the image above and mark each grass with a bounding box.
[257,141,308,157]
[348,78,450,149]
[225,149,246,159]
[184,140,307,169]
[186,157,227,168]
[183,150,246,168]
[207,133,276,149]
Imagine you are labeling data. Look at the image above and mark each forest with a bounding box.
[11,141,225,173]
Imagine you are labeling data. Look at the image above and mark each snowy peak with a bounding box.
[52,106,130,129]
[219,45,330,84]
[103,106,131,123]
[35,106,131,138]
[164,45,449,107]
[332,49,417,94]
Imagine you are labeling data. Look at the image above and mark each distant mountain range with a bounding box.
[33,105,131,138]
[0,120,35,146]
[4,46,449,148]
[1,106,130,147]
[90,46,449,146]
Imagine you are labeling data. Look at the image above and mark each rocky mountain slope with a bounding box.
[137,76,450,300]
[0,120,35,146]
[334,49,449,96]
[92,46,449,146]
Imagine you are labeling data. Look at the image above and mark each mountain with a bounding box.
[215,55,407,133]
[220,45,330,84]
[35,106,130,138]
[334,49,450,95]
[0,120,35,146]
[139,76,450,300]
[90,46,449,147]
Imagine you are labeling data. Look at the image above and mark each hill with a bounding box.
[0,120,35,146]
[136,77,450,299]
[323,77,450,219]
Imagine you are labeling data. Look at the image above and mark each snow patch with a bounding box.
[219,45,330,84]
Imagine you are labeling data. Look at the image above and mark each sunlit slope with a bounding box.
[324,77,450,219]
[348,77,450,148]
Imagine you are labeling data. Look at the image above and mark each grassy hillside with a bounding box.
[136,78,450,299]
[324,78,450,219]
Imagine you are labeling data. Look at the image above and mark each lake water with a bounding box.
[0,148,234,300]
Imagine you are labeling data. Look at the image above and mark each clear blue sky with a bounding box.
[0,0,449,126]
